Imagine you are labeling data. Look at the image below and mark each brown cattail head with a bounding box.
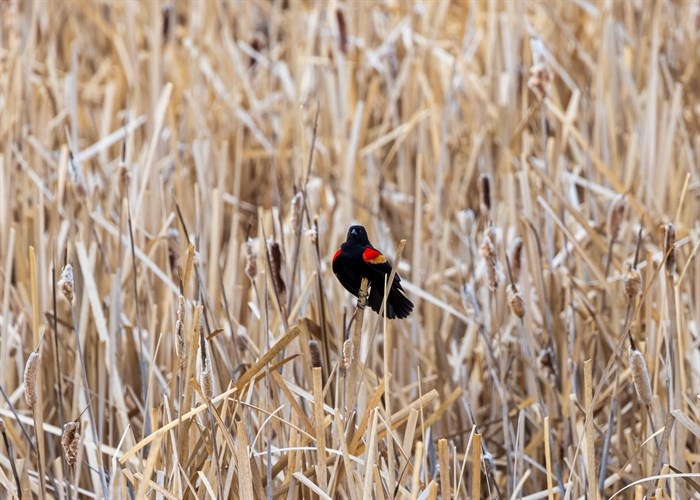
[244,238,258,281]
[291,191,303,232]
[175,294,186,363]
[507,284,526,318]
[61,421,81,467]
[478,174,491,219]
[0,417,5,434]
[267,240,286,298]
[606,195,626,242]
[508,237,523,284]
[663,223,676,276]
[336,8,348,53]
[623,263,642,299]
[342,338,354,375]
[308,340,322,369]
[479,231,499,290]
[167,228,180,276]
[117,164,130,199]
[629,347,652,404]
[23,351,41,409]
[58,264,75,304]
[537,347,557,385]
[200,342,214,400]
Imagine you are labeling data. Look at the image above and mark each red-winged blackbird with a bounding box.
[332,225,414,319]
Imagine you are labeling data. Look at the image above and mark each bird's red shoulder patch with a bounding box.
[363,247,387,265]
[332,248,342,263]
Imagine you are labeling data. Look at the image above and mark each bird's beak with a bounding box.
[350,228,358,236]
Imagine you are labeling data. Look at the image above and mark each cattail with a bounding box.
[623,264,642,299]
[68,152,87,199]
[0,417,5,434]
[537,347,556,385]
[291,191,303,232]
[336,8,348,53]
[23,351,40,409]
[479,232,499,290]
[342,338,354,375]
[507,284,526,318]
[508,237,523,284]
[168,228,180,275]
[308,340,322,369]
[629,347,652,404]
[244,238,258,280]
[61,421,81,466]
[267,240,286,298]
[58,264,75,304]
[606,196,626,242]
[478,174,491,219]
[117,164,130,199]
[200,342,214,400]
[175,294,186,363]
[664,223,676,276]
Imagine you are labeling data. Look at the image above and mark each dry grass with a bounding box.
[1,0,700,498]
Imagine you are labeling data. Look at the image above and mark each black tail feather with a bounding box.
[368,282,414,319]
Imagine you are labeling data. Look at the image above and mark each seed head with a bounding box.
[308,340,322,369]
[342,338,354,375]
[480,232,499,290]
[61,421,81,466]
[507,284,526,318]
[268,240,286,299]
[244,238,258,281]
[663,223,676,276]
[508,237,523,284]
[23,351,41,409]
[606,196,626,242]
[623,264,642,299]
[175,294,186,363]
[58,264,75,304]
[478,174,491,219]
[629,347,652,404]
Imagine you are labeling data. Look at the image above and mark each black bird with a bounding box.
[332,225,413,319]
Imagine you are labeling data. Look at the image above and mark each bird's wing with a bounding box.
[361,247,401,284]
[332,249,360,296]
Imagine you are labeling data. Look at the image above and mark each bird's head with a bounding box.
[347,225,370,244]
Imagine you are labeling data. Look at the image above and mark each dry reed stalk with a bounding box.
[471,433,481,500]
[2,1,699,497]
[346,277,369,414]
[584,359,598,499]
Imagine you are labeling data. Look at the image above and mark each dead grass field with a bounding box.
[1,0,700,498]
